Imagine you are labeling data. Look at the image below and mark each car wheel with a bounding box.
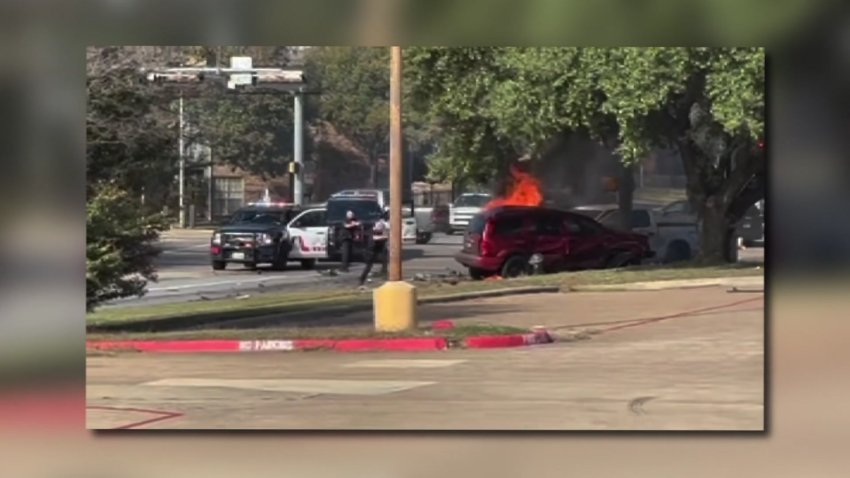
[469,267,487,280]
[245,262,258,270]
[664,241,691,263]
[500,256,530,278]
[300,259,316,270]
[212,260,226,271]
[605,251,633,268]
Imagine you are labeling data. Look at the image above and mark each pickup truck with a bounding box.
[572,203,700,263]
[449,192,492,234]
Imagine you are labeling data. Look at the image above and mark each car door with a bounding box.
[287,209,328,259]
[563,214,609,269]
[534,211,568,271]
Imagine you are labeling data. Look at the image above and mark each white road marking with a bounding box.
[343,360,466,369]
[161,243,211,253]
[144,378,435,396]
[147,274,311,292]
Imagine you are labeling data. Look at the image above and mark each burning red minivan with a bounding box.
[455,206,654,279]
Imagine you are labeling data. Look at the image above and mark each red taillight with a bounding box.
[480,223,495,256]
[210,245,221,255]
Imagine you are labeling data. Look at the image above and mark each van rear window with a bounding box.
[468,214,486,234]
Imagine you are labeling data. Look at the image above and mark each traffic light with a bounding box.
[288,161,300,174]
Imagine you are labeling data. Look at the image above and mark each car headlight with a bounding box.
[211,233,221,245]
[257,233,274,245]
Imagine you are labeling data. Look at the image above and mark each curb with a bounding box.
[567,275,763,292]
[464,327,554,349]
[87,286,562,334]
[86,327,554,353]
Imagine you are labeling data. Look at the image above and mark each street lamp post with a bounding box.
[373,46,417,332]
[178,91,185,228]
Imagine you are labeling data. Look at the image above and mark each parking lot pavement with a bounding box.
[87,287,764,430]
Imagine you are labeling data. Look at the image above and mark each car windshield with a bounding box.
[228,209,289,224]
[326,199,383,222]
[454,194,491,208]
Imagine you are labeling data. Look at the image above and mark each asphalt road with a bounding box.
[87,286,764,430]
[106,232,468,308]
[105,231,764,308]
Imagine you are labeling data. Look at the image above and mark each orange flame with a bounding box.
[484,165,544,209]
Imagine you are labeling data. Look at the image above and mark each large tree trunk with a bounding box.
[697,195,736,264]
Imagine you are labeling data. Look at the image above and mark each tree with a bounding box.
[182,46,300,180]
[406,47,522,189]
[408,47,765,263]
[86,183,167,311]
[87,47,179,310]
[304,47,393,187]
[87,46,182,211]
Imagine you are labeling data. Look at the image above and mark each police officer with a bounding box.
[359,208,389,287]
[339,210,360,273]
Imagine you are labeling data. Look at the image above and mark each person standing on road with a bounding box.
[359,209,389,287]
[339,210,360,273]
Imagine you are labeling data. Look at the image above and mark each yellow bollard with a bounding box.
[373,281,417,332]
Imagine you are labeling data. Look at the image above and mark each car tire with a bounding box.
[245,262,258,270]
[300,259,316,270]
[469,267,487,280]
[605,251,633,268]
[212,260,226,271]
[500,255,530,278]
[664,241,691,263]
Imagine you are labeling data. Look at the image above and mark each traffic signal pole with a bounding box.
[373,46,417,332]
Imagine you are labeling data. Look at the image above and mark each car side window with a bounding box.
[493,215,525,236]
[563,218,582,235]
[631,210,651,228]
[568,215,604,236]
[294,210,322,228]
[535,214,563,236]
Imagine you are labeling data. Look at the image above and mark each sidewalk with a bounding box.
[259,283,765,337]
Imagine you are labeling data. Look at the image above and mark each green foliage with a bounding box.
[408,47,763,167]
[86,183,168,311]
[407,47,764,261]
[189,92,295,178]
[305,47,391,160]
[407,47,519,183]
[87,49,178,209]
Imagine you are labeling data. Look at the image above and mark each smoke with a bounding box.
[532,132,622,209]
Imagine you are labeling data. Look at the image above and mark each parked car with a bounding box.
[330,189,429,244]
[571,203,700,263]
[449,192,492,234]
[454,206,654,279]
[209,202,303,270]
[736,200,764,248]
[325,195,383,262]
[429,204,451,233]
[286,206,328,269]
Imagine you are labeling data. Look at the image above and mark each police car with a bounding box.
[210,201,302,271]
[329,189,428,244]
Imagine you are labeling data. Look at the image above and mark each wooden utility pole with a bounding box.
[373,46,417,332]
[388,46,403,281]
